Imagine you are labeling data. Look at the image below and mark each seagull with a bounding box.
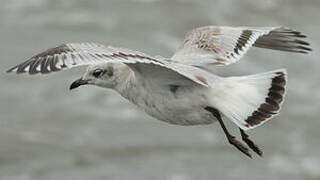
[7,26,311,158]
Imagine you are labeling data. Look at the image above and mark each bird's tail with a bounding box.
[208,69,287,130]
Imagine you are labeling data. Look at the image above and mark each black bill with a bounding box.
[69,78,89,90]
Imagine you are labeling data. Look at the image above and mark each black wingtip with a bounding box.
[294,39,310,46]
[6,66,17,73]
[296,34,307,38]
[298,46,312,52]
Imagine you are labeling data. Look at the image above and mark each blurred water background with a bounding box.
[0,0,319,179]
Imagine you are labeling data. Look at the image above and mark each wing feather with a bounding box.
[172,26,311,67]
[7,43,209,87]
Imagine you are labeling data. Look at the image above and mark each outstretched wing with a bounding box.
[6,43,209,87]
[171,26,312,67]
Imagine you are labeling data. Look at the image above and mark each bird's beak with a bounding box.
[69,78,89,90]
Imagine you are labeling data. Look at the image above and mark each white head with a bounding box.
[69,63,132,90]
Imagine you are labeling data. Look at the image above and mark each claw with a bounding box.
[240,129,263,157]
[228,136,252,158]
[204,107,253,158]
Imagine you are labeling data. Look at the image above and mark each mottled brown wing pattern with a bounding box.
[172,26,311,67]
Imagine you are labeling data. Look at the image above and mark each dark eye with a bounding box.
[92,69,105,78]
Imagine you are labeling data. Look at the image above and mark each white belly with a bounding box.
[123,84,216,126]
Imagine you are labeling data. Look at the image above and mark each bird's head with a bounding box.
[69,63,131,90]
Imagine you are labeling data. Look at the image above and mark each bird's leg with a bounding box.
[239,128,263,157]
[205,107,252,158]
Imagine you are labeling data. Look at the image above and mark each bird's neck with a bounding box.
[113,71,148,106]
[111,65,150,105]
[113,67,136,98]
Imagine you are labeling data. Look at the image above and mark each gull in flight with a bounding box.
[7,26,311,158]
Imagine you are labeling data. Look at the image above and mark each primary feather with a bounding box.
[171,26,311,67]
[6,43,210,87]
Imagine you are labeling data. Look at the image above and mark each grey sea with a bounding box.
[1,0,319,180]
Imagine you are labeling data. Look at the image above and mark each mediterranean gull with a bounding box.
[7,26,312,158]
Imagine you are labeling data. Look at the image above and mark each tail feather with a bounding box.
[209,69,287,130]
[245,71,286,127]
